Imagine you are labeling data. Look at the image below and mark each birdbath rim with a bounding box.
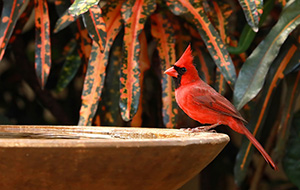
[0,125,230,148]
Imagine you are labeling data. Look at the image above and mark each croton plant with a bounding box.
[0,0,300,188]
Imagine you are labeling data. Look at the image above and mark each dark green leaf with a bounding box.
[283,109,300,189]
[234,0,300,110]
[234,38,300,184]
[56,39,81,92]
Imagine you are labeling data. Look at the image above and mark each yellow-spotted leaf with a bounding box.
[120,0,156,121]
[151,12,177,128]
[34,0,51,88]
[78,1,123,126]
[56,39,81,92]
[68,0,99,16]
[233,0,300,110]
[166,0,236,88]
[0,0,25,60]
[82,5,106,52]
[238,0,260,32]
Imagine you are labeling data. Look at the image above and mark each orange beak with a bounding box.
[164,66,178,78]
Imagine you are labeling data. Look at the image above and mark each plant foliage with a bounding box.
[1,0,300,188]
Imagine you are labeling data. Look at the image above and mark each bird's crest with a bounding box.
[175,44,194,68]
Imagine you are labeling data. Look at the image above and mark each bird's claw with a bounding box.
[180,123,220,133]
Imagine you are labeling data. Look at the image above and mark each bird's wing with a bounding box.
[188,85,247,123]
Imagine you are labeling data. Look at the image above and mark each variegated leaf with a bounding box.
[97,35,124,126]
[68,0,100,16]
[227,0,274,54]
[82,5,106,52]
[78,1,123,125]
[120,0,156,121]
[131,30,151,127]
[207,1,232,45]
[151,12,177,128]
[54,11,78,33]
[238,0,260,32]
[166,0,236,88]
[204,1,232,94]
[0,0,25,60]
[192,42,215,85]
[215,68,227,95]
[34,0,51,88]
[9,0,34,44]
[75,19,92,64]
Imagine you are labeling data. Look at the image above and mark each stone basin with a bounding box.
[0,125,229,190]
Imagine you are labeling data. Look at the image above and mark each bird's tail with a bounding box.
[240,125,278,170]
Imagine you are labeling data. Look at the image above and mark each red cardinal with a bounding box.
[164,45,277,170]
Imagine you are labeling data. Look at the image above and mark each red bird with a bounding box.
[165,45,277,170]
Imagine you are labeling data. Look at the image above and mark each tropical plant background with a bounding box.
[0,0,300,189]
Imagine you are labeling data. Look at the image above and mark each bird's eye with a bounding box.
[173,65,186,75]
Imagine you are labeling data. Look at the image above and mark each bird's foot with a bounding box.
[181,123,220,133]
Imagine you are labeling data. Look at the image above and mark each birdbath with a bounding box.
[0,125,229,190]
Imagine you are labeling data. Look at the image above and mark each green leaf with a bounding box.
[233,0,300,110]
[283,109,300,189]
[0,0,25,60]
[56,39,81,92]
[119,0,156,121]
[274,72,300,159]
[166,0,236,88]
[234,39,300,184]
